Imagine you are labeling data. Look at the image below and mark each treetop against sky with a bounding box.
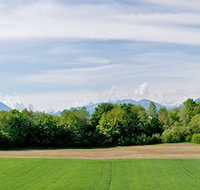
[0,0,200,111]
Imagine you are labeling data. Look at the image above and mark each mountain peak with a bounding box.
[0,102,12,111]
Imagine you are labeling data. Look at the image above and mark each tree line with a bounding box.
[0,98,200,148]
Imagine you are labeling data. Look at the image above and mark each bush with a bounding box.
[148,133,162,144]
[134,133,162,145]
[161,126,187,143]
[0,131,12,148]
[192,133,200,144]
[188,114,200,133]
[186,134,192,142]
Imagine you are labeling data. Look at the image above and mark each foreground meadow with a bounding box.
[1,158,200,190]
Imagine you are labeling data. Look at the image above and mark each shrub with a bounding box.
[0,131,12,148]
[188,114,200,133]
[192,133,200,144]
[148,133,162,144]
[161,126,187,143]
[186,134,192,142]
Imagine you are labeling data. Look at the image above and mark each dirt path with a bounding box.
[0,144,200,159]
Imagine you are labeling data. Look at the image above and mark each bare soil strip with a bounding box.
[0,144,200,159]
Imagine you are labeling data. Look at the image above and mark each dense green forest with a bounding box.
[0,98,200,148]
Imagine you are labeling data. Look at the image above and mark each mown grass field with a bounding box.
[1,158,200,190]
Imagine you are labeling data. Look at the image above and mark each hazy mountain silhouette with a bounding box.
[0,102,12,111]
[45,98,200,116]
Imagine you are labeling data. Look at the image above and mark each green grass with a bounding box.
[1,158,200,190]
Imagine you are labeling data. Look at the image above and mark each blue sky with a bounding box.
[0,0,200,111]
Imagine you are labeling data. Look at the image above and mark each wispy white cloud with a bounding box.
[157,92,165,102]
[0,92,25,110]
[176,89,186,96]
[79,57,110,64]
[20,90,98,111]
[0,1,200,45]
[47,45,85,55]
[130,52,200,64]
[18,69,92,85]
[145,0,200,11]
[97,86,118,102]
[70,98,90,109]
[134,82,149,96]
[113,13,200,26]
[17,65,115,85]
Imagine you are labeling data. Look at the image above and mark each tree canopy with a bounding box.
[0,98,200,148]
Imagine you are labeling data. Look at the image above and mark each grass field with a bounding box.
[1,158,200,190]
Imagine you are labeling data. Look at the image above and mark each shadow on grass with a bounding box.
[0,142,195,151]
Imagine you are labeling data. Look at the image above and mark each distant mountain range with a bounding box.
[79,99,182,116]
[0,102,12,112]
[1,98,200,116]
[0,102,25,112]
[195,98,200,104]
[46,98,199,116]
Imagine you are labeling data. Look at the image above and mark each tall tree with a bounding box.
[97,105,124,146]
[90,103,114,127]
[158,107,169,127]
[61,107,90,147]
[188,113,200,134]
[183,98,196,119]
[147,101,157,118]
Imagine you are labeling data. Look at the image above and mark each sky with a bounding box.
[0,0,200,111]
